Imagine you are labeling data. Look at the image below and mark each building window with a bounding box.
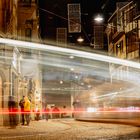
[126,7,136,24]
[116,40,124,56]
[127,33,138,53]
[25,20,33,25]
[22,0,31,7]
[120,40,124,53]
[25,28,32,38]
[25,28,32,55]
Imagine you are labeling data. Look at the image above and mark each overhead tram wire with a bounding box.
[39,7,91,43]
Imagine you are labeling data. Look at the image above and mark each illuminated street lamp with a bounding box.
[77,36,84,43]
[94,14,104,23]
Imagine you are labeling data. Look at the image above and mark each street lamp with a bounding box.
[94,14,104,23]
[77,36,84,43]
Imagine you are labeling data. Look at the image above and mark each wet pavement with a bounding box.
[0,119,140,140]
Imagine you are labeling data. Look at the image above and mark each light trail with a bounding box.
[92,88,135,99]
[0,50,108,74]
[1,38,140,69]
[1,109,140,115]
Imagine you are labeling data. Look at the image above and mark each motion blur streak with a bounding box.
[1,108,140,114]
[92,88,135,99]
[1,38,140,69]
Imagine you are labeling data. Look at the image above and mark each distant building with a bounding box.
[93,23,104,50]
[56,28,67,47]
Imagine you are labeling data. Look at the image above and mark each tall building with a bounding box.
[106,1,140,81]
[0,0,41,125]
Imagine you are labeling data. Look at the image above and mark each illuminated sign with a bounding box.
[68,4,81,33]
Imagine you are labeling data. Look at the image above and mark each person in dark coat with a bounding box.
[45,106,50,121]
[8,96,17,128]
[52,106,60,119]
[19,96,25,125]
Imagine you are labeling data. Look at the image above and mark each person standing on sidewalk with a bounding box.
[8,96,17,128]
[45,106,50,121]
[19,96,25,125]
[24,96,31,126]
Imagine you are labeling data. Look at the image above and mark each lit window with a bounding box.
[25,28,32,38]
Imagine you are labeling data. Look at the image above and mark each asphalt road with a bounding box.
[0,119,140,140]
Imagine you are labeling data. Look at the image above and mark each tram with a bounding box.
[73,80,140,120]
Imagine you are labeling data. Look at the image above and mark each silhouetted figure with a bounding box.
[52,106,60,119]
[35,106,40,121]
[45,106,50,121]
[8,96,17,128]
[61,106,67,118]
[19,96,25,125]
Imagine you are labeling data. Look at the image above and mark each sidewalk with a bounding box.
[0,119,70,140]
[0,119,140,140]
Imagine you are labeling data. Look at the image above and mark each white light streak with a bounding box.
[87,107,97,112]
[1,38,140,70]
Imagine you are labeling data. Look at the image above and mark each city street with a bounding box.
[0,0,140,140]
[0,118,140,140]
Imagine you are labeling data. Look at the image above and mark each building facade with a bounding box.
[0,0,42,125]
[106,1,140,81]
[17,0,42,119]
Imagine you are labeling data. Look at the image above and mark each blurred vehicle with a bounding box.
[73,81,140,120]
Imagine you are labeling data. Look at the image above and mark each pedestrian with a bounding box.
[45,106,50,121]
[61,105,67,118]
[35,105,40,121]
[8,96,17,128]
[19,95,25,125]
[52,106,60,119]
[24,96,31,126]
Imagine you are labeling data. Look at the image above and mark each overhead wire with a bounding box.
[39,7,91,43]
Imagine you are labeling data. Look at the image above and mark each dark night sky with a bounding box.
[38,0,128,41]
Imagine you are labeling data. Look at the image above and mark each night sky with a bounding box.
[38,0,127,41]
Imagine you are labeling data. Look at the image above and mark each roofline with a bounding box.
[108,1,134,22]
[108,9,117,22]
